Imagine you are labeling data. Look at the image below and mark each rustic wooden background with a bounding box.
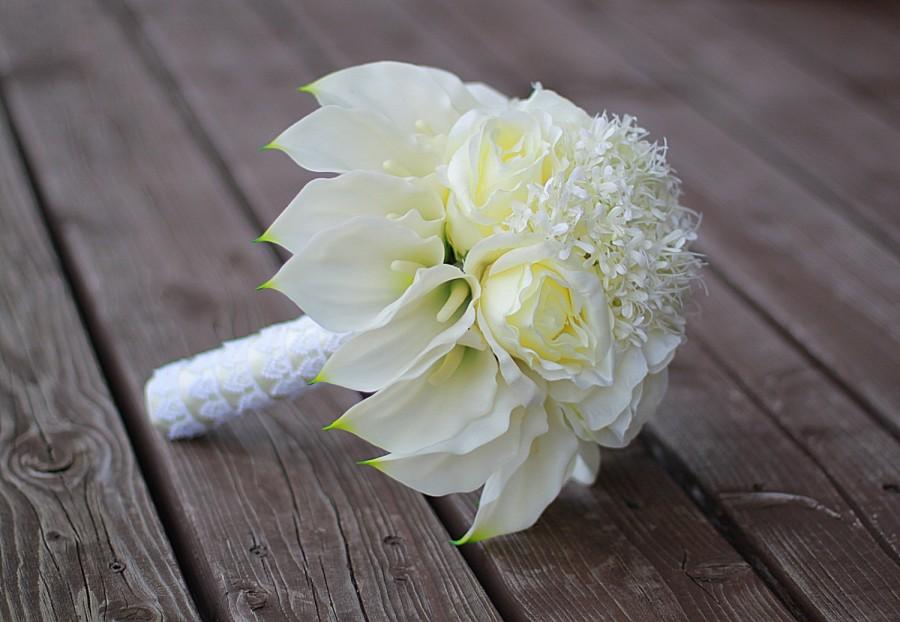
[1,0,899,620]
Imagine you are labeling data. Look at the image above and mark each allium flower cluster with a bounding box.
[260,62,701,542]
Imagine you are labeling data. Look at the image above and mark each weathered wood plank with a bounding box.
[116,0,800,619]
[0,0,500,619]
[0,106,198,618]
[573,0,900,251]
[709,0,900,121]
[697,272,900,560]
[392,0,900,619]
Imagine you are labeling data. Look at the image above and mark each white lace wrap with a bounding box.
[145,316,347,440]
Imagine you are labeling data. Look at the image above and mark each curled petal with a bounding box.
[456,407,577,544]
[643,331,682,373]
[318,265,479,391]
[518,86,592,127]
[558,346,648,431]
[262,172,444,252]
[303,61,478,136]
[271,105,437,176]
[366,398,535,497]
[268,217,444,333]
[594,369,668,448]
[330,346,501,453]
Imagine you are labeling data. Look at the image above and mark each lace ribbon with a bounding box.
[145,316,347,439]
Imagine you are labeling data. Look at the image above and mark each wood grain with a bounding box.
[0,105,198,618]
[0,0,500,619]
[696,272,900,560]
[572,0,900,251]
[99,0,797,619]
[702,0,900,122]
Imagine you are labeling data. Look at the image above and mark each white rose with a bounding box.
[445,109,560,255]
[465,235,615,389]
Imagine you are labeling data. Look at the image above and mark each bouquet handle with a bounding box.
[144,315,347,439]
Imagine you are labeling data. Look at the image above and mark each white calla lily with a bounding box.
[328,345,504,453]
[302,61,478,137]
[317,265,478,391]
[260,171,445,252]
[455,405,577,544]
[366,397,539,497]
[270,105,437,176]
[266,217,444,333]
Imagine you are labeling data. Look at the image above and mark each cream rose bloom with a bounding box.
[258,61,701,542]
[445,110,557,254]
[465,235,614,389]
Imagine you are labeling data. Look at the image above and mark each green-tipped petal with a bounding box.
[259,140,284,153]
[253,230,278,245]
[298,80,318,94]
[452,530,487,546]
[357,457,383,469]
[321,417,349,432]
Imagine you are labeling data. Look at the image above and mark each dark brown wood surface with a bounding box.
[576,0,900,252]
[0,105,198,618]
[1,0,898,620]
[709,0,900,121]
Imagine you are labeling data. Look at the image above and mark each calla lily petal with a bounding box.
[304,61,478,136]
[268,217,444,333]
[457,407,577,544]
[263,172,444,252]
[368,403,531,497]
[331,346,500,453]
[273,105,437,176]
[319,266,478,391]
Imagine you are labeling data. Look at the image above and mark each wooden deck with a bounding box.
[1,0,899,619]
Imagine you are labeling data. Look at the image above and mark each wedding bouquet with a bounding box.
[146,62,701,543]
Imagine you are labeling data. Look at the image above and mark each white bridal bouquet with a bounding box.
[146,62,701,543]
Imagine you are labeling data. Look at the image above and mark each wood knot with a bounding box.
[9,428,103,490]
[249,543,268,558]
[243,588,268,611]
[382,535,402,546]
[229,580,269,613]
[109,560,126,573]
[391,566,411,583]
